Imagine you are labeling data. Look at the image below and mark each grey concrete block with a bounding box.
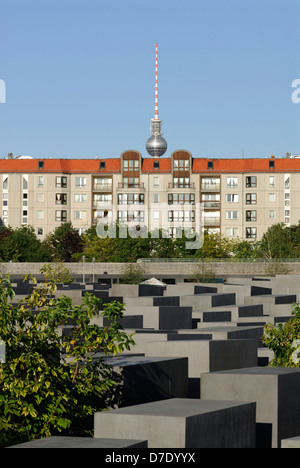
[145,339,258,378]
[201,367,300,448]
[102,356,189,407]
[281,436,300,448]
[7,436,147,448]
[177,326,264,347]
[181,293,236,311]
[94,398,256,448]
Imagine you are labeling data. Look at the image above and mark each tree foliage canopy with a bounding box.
[0,274,135,447]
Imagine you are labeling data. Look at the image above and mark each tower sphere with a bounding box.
[146,134,167,157]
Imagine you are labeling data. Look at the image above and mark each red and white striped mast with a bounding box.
[146,43,167,157]
[154,43,159,120]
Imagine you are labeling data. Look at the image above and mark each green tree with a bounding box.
[0,226,51,262]
[195,232,235,258]
[262,302,300,367]
[43,222,84,262]
[231,240,256,259]
[119,263,145,284]
[0,276,135,447]
[255,223,294,259]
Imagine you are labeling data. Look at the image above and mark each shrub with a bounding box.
[262,302,300,367]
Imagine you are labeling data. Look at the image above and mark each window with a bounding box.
[37,210,44,219]
[22,193,28,206]
[123,160,139,171]
[246,210,257,222]
[153,161,159,170]
[74,211,82,219]
[246,176,257,187]
[123,177,139,188]
[100,161,105,169]
[74,194,87,203]
[269,210,276,219]
[153,194,159,203]
[117,210,144,222]
[75,177,86,188]
[93,177,112,189]
[269,176,275,187]
[285,177,290,190]
[226,211,239,219]
[117,193,144,205]
[173,177,190,188]
[207,161,213,169]
[37,193,44,203]
[55,193,67,205]
[225,228,239,237]
[246,193,257,204]
[174,159,190,171]
[226,194,239,203]
[37,228,44,236]
[153,177,159,188]
[38,161,44,169]
[153,211,159,222]
[285,193,290,206]
[37,176,44,188]
[56,176,67,188]
[56,210,67,222]
[168,193,195,205]
[3,177,8,190]
[269,160,275,169]
[269,193,276,202]
[3,193,8,206]
[23,176,28,190]
[168,210,195,222]
[227,177,238,188]
[246,227,257,239]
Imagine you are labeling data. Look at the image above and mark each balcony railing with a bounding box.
[202,201,220,209]
[117,182,145,190]
[93,201,112,209]
[93,183,113,192]
[167,182,195,189]
[201,183,221,192]
[203,217,221,226]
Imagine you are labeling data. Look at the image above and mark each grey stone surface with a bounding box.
[7,436,147,448]
[201,367,300,448]
[94,398,256,448]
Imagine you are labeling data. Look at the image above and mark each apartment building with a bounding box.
[1,150,300,242]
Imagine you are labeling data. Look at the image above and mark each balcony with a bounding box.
[201,183,221,192]
[93,183,113,192]
[201,201,220,209]
[93,201,113,209]
[117,182,145,191]
[203,217,220,226]
[167,182,196,190]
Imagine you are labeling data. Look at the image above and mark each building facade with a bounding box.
[1,150,300,242]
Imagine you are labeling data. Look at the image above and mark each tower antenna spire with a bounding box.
[146,43,167,157]
[154,43,159,120]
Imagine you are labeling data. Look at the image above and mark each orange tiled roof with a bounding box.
[0,158,121,173]
[192,158,300,173]
[1,156,300,174]
[142,158,171,173]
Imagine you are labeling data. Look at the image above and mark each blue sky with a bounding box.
[0,0,299,159]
